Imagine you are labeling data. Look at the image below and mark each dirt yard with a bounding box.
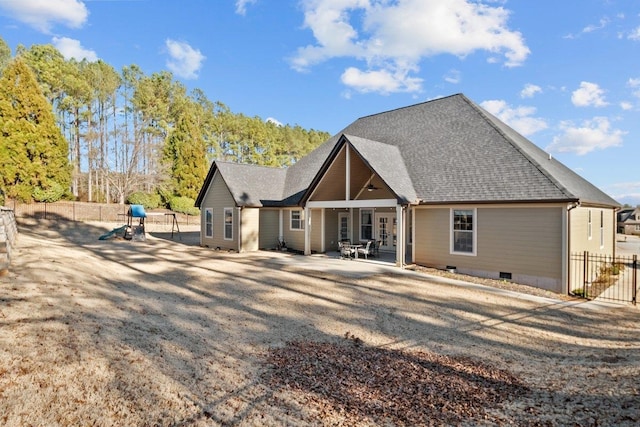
[1,219,639,426]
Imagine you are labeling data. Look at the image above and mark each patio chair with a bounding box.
[338,241,355,259]
[357,240,374,259]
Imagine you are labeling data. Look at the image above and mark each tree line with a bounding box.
[0,37,330,210]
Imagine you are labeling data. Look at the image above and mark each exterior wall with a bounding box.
[199,171,238,251]
[282,209,305,252]
[310,209,323,253]
[324,208,340,252]
[569,206,615,255]
[414,205,565,292]
[240,208,260,252]
[259,209,280,249]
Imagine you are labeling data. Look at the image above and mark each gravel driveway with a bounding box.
[0,220,638,426]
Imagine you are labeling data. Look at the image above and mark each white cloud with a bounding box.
[266,117,283,126]
[235,0,257,16]
[582,17,610,34]
[165,39,205,80]
[0,0,88,33]
[628,26,640,41]
[291,0,529,94]
[628,77,640,98]
[480,99,548,136]
[605,182,640,206]
[341,66,422,94]
[52,36,97,62]
[546,117,625,155]
[571,81,608,107]
[620,101,634,110]
[444,69,461,84]
[520,83,542,98]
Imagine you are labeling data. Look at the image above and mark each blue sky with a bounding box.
[1,0,639,205]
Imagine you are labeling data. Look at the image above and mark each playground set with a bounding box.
[99,205,181,241]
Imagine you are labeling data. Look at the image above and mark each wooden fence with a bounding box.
[4,199,200,226]
[1,208,18,274]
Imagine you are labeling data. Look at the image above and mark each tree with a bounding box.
[163,103,208,199]
[0,58,71,202]
[0,37,11,76]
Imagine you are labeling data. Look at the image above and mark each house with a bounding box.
[195,94,620,294]
[617,208,640,235]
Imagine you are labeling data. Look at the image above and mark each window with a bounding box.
[224,208,233,240]
[290,209,304,230]
[451,209,475,255]
[599,210,604,248]
[588,209,592,240]
[360,209,373,240]
[205,208,213,238]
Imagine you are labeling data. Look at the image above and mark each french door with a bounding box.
[376,213,396,252]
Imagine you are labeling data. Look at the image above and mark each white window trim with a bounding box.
[224,207,233,240]
[588,209,592,240]
[450,208,477,256]
[290,209,304,231]
[205,208,213,238]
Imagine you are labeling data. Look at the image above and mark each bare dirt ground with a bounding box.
[1,219,639,426]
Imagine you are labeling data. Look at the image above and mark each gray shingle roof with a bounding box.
[195,161,287,207]
[198,94,619,208]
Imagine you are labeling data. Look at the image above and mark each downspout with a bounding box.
[566,201,581,294]
[238,206,243,253]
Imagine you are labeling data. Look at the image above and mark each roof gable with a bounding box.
[197,94,619,208]
[195,161,287,207]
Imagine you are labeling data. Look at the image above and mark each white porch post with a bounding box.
[396,204,404,267]
[278,209,283,243]
[304,207,311,255]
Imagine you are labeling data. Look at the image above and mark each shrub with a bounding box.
[33,182,65,203]
[169,196,200,216]
[127,192,161,209]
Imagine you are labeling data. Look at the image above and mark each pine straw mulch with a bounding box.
[262,334,531,426]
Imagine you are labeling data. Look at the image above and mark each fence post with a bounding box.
[583,251,589,299]
[633,255,637,306]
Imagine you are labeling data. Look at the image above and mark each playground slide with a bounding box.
[98,225,128,240]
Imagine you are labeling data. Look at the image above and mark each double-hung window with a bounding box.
[205,208,213,238]
[290,209,304,230]
[360,209,373,241]
[451,209,476,255]
[224,208,233,240]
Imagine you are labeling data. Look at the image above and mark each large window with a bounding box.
[451,209,475,255]
[360,209,373,240]
[205,208,213,238]
[290,209,304,230]
[224,208,233,240]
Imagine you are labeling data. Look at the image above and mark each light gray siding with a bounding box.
[240,208,260,252]
[200,171,238,251]
[414,205,564,292]
[259,209,280,249]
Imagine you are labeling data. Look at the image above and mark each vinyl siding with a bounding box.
[241,208,259,252]
[324,209,340,251]
[283,209,305,252]
[310,209,323,253]
[259,209,280,249]
[414,205,564,292]
[199,171,238,251]
[569,206,615,255]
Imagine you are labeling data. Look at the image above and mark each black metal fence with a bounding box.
[569,252,637,305]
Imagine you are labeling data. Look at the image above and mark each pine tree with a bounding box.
[0,58,71,202]
[163,107,208,200]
